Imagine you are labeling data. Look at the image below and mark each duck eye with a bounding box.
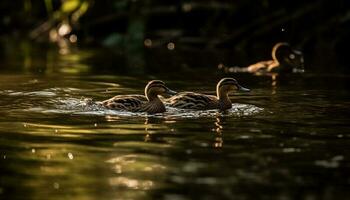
[289,54,295,59]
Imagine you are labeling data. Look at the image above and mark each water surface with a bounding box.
[0,73,349,200]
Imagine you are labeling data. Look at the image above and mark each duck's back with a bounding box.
[102,95,147,111]
[165,92,218,109]
[247,60,277,73]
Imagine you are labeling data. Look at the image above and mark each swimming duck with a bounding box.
[101,80,176,114]
[246,42,304,73]
[163,78,250,111]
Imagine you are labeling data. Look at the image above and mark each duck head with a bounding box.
[216,78,250,98]
[145,80,177,101]
[216,78,250,110]
[272,42,304,72]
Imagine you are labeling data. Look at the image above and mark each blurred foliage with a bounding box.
[0,0,349,74]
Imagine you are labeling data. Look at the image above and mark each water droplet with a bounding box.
[53,182,60,189]
[68,153,74,160]
[69,34,77,43]
[144,39,152,47]
[217,63,224,69]
[167,42,175,50]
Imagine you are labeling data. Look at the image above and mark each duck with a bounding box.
[101,80,176,114]
[246,42,304,74]
[163,78,250,111]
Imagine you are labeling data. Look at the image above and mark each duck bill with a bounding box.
[236,84,250,92]
[165,88,177,96]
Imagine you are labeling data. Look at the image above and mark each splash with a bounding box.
[1,88,263,118]
[47,98,263,118]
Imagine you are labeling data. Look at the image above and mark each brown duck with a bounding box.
[102,80,176,114]
[163,78,250,111]
[247,42,304,73]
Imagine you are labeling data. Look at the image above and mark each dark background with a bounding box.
[0,0,349,74]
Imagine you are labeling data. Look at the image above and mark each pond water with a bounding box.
[0,72,349,200]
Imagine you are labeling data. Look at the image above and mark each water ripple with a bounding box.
[30,97,263,118]
[1,87,263,118]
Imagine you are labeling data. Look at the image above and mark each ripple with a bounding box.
[164,103,263,118]
[32,98,263,118]
[1,88,82,97]
[2,87,263,118]
[6,91,57,97]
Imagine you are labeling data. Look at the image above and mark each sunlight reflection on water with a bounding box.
[1,74,349,200]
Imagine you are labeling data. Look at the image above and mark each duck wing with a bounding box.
[123,95,148,101]
[102,95,146,111]
[165,92,218,109]
[247,60,275,73]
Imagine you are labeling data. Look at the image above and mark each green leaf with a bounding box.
[61,0,80,13]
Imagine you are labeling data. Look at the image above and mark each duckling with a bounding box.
[164,78,250,111]
[247,42,304,73]
[102,80,176,114]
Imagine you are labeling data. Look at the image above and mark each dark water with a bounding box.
[0,72,349,200]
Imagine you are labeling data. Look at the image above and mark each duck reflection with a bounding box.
[143,117,171,142]
[271,73,277,95]
[144,117,152,142]
[213,116,225,148]
[143,114,227,149]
